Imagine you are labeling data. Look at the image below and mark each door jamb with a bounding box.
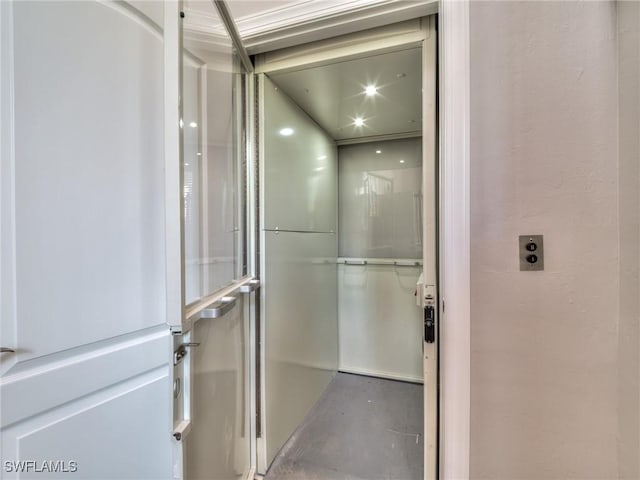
[438,1,471,479]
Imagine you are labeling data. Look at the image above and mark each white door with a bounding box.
[0,1,173,479]
[421,16,439,480]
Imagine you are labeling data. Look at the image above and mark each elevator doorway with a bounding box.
[256,17,438,480]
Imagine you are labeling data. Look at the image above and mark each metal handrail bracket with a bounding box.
[239,279,260,293]
[184,275,259,324]
[200,296,237,320]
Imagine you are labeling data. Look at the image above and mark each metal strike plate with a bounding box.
[424,305,435,344]
[519,234,544,271]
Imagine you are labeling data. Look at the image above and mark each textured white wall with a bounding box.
[469,2,622,478]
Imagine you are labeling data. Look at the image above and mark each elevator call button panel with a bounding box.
[519,234,544,271]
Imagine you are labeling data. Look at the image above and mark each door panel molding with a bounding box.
[2,367,172,479]
[0,328,170,429]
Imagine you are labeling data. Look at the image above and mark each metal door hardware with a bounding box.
[239,279,260,293]
[424,306,435,344]
[0,347,15,353]
[519,234,544,271]
[200,296,237,319]
[173,420,191,441]
[173,378,181,399]
[173,342,200,366]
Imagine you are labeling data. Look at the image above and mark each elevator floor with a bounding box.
[264,372,423,480]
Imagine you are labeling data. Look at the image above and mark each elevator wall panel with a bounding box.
[262,75,338,466]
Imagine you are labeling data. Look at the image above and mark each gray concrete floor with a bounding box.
[264,372,423,480]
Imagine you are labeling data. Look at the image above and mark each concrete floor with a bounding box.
[265,372,423,480]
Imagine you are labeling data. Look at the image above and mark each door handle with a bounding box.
[0,347,15,353]
[200,296,237,319]
[239,279,260,293]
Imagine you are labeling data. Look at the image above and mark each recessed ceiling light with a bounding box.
[375,150,382,154]
[354,117,364,127]
[400,159,405,164]
[197,152,202,156]
[189,121,198,128]
[365,85,377,96]
[279,127,294,136]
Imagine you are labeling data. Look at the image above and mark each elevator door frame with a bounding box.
[254,16,439,480]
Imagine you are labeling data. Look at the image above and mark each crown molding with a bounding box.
[233,0,438,54]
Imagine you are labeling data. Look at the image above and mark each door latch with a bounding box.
[173,342,200,366]
[424,306,435,344]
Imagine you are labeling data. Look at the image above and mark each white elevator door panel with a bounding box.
[1,2,172,478]
[186,300,251,480]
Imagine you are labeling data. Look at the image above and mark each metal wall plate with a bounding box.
[519,234,544,271]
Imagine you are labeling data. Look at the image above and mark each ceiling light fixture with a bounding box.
[354,117,364,127]
[189,122,198,128]
[365,85,377,96]
[400,159,406,164]
[375,150,382,154]
[279,127,294,136]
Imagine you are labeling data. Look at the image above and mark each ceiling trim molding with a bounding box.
[235,0,438,54]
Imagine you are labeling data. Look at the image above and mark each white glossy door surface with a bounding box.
[185,300,251,480]
[1,1,172,478]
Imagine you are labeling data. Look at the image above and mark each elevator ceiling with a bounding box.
[267,47,423,141]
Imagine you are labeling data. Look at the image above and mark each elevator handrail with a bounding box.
[337,257,422,267]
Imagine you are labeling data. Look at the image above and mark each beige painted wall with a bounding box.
[468,2,637,478]
[617,2,640,478]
